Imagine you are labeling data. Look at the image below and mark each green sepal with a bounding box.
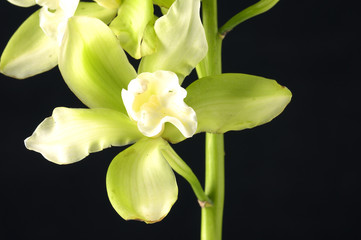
[109,0,155,59]
[0,10,58,79]
[106,138,178,223]
[75,2,117,24]
[185,73,292,134]
[59,16,137,113]
[138,0,207,83]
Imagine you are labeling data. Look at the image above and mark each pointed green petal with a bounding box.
[107,138,178,223]
[25,107,142,165]
[109,0,155,59]
[138,0,207,82]
[185,73,292,134]
[75,2,117,24]
[93,0,122,9]
[7,0,36,7]
[59,16,137,112]
[0,10,58,79]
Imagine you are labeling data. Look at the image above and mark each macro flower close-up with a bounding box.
[2,0,361,238]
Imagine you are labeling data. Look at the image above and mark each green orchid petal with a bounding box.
[93,0,122,9]
[138,0,207,83]
[75,2,117,24]
[37,0,79,43]
[25,107,142,165]
[185,73,292,134]
[153,0,174,8]
[109,0,155,59]
[107,137,178,223]
[0,10,57,79]
[59,16,137,112]
[7,0,36,7]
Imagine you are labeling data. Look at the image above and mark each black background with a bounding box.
[1,0,360,239]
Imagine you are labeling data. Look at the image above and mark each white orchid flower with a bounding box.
[24,0,291,224]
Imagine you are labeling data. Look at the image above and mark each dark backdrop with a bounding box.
[1,0,360,239]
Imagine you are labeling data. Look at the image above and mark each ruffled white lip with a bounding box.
[122,70,197,138]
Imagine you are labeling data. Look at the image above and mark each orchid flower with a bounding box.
[25,0,291,223]
[1,0,173,79]
[0,0,117,79]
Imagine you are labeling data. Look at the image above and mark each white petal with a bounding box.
[37,0,79,44]
[39,7,62,41]
[25,107,142,164]
[138,0,207,82]
[59,0,79,18]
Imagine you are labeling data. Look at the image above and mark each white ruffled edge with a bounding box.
[122,70,197,138]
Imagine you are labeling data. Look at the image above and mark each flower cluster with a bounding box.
[1,0,291,223]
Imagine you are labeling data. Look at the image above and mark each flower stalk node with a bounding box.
[198,199,213,208]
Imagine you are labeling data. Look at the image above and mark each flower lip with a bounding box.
[122,70,197,138]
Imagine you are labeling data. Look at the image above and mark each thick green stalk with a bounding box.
[197,0,225,240]
[196,0,222,77]
[202,134,224,240]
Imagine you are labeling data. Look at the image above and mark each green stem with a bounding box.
[197,0,222,77]
[197,0,225,239]
[202,134,224,240]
